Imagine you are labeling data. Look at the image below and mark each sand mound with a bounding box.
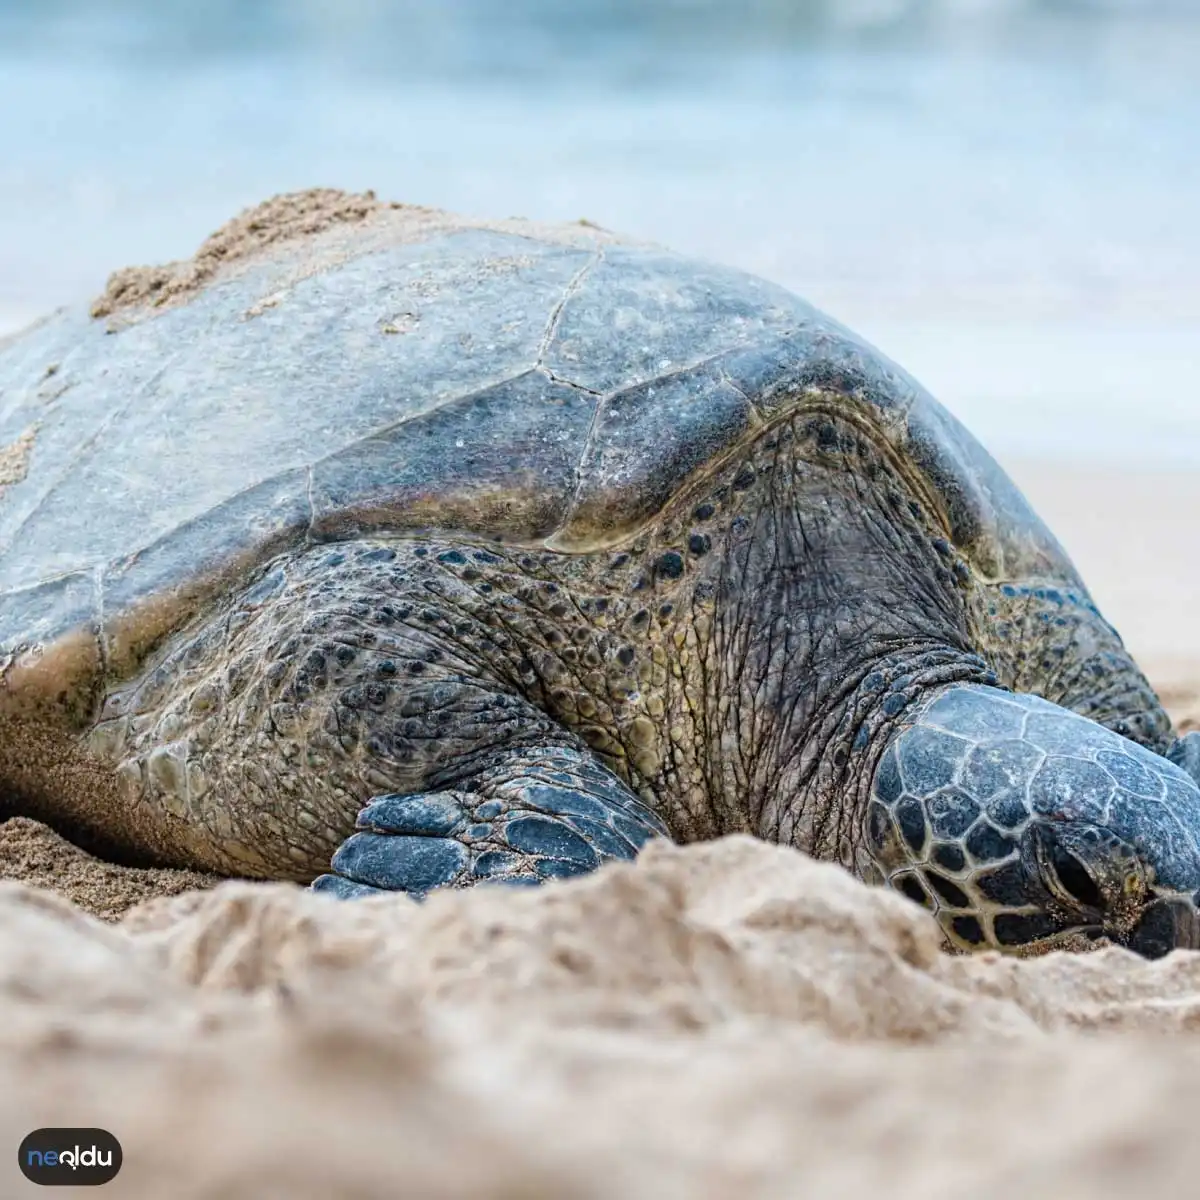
[90,188,394,318]
[86,187,621,327]
[2,834,1200,1197]
[0,817,216,920]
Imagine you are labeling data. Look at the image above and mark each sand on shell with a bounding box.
[87,186,622,328]
[89,188,394,318]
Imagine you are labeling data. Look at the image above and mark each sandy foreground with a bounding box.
[0,458,1193,1197]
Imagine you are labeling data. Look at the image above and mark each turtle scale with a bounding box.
[0,205,1081,718]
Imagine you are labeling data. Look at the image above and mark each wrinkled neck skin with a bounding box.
[691,409,1170,877]
[694,411,992,868]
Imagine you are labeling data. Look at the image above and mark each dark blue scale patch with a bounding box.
[1029,757,1115,822]
[964,822,1016,864]
[923,871,970,909]
[628,802,671,836]
[894,798,928,856]
[931,842,966,872]
[474,849,524,877]
[1162,774,1200,842]
[588,773,655,819]
[923,686,1027,742]
[1097,749,1165,799]
[504,816,601,867]
[464,823,493,841]
[1106,796,1157,857]
[985,790,1030,830]
[331,833,468,894]
[897,726,970,795]
[873,745,903,805]
[926,788,980,839]
[959,740,1044,802]
[518,784,613,824]
[655,551,685,580]
[560,814,639,861]
[976,861,1030,907]
[895,874,933,910]
[994,911,1059,947]
[574,759,626,789]
[356,792,466,837]
[1113,792,1197,893]
[473,800,504,821]
[311,874,388,899]
[535,858,597,880]
[951,915,985,945]
[1024,710,1121,759]
[611,812,662,849]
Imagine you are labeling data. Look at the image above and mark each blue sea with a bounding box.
[1,0,1197,463]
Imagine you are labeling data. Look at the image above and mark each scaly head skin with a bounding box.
[866,684,1200,957]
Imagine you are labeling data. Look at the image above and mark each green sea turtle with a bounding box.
[1,189,1198,957]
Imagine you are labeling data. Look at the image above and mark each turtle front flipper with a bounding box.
[1168,733,1200,788]
[312,745,668,897]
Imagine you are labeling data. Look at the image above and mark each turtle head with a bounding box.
[864,683,1200,957]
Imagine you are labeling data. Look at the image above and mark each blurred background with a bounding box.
[0,0,1197,663]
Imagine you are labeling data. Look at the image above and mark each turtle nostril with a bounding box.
[1048,845,1105,911]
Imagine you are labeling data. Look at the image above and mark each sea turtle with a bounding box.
[1,189,1198,957]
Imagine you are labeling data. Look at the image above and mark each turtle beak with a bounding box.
[1125,894,1200,959]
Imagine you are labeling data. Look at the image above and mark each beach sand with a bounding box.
[0,461,1196,1197]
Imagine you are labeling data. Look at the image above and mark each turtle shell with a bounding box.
[0,199,1082,723]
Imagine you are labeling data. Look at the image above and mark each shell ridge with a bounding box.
[303,463,318,546]
[533,246,609,543]
[536,245,605,366]
[537,366,602,398]
[308,368,542,472]
[102,466,312,571]
[551,327,818,548]
[716,361,763,425]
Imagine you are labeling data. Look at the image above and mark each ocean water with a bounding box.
[1,0,1197,463]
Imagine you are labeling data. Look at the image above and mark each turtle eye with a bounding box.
[1048,845,1105,911]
